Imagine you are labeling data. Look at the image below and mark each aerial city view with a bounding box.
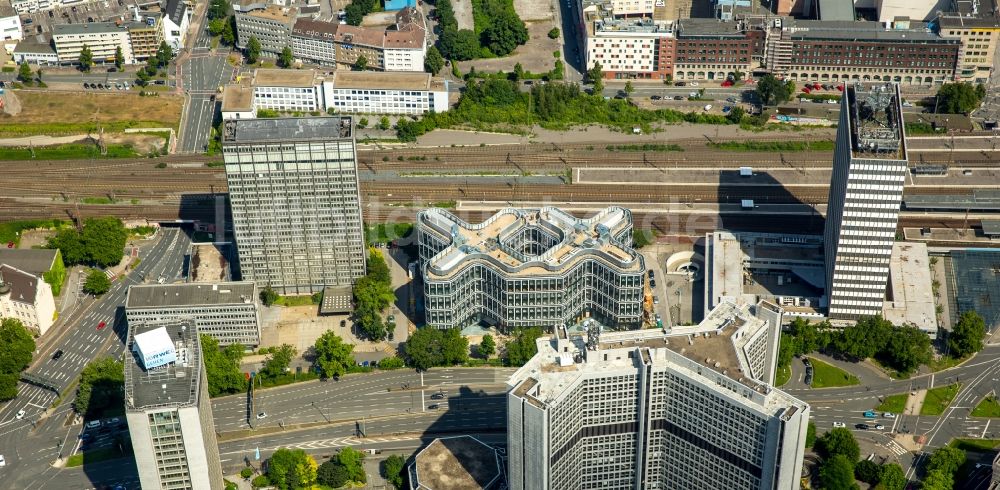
[1,0,1000,486]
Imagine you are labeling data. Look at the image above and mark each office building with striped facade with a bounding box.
[507,300,808,490]
[125,282,261,347]
[416,206,645,331]
[824,82,908,321]
[222,117,366,295]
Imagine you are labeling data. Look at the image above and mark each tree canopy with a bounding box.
[425,46,445,75]
[207,0,229,19]
[588,61,604,94]
[404,328,468,370]
[18,62,32,83]
[817,427,860,463]
[278,46,294,68]
[312,331,354,379]
[876,463,907,490]
[266,448,318,490]
[246,36,261,64]
[74,357,124,417]
[262,344,296,378]
[383,454,406,489]
[819,455,859,490]
[83,269,112,296]
[949,311,986,358]
[114,46,124,70]
[317,460,349,487]
[506,327,544,366]
[936,82,985,114]
[335,447,366,483]
[47,217,127,268]
[0,318,36,401]
[353,249,395,341]
[479,334,496,358]
[756,74,794,106]
[200,334,247,397]
[344,0,377,25]
[926,445,965,476]
[79,45,93,72]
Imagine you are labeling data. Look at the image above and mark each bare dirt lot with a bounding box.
[463,22,562,73]
[452,0,475,30]
[0,90,183,137]
[514,0,555,21]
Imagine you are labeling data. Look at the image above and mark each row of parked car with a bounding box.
[83,82,132,91]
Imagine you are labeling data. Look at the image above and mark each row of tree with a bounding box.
[46,217,128,268]
[435,0,528,61]
[73,356,125,418]
[254,446,407,490]
[0,319,36,402]
[353,248,396,341]
[814,427,907,490]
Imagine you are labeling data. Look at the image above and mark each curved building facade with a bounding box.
[416,207,645,331]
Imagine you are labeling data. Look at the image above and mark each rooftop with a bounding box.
[222,83,254,112]
[816,0,854,21]
[411,436,503,490]
[53,21,135,36]
[786,20,948,43]
[883,242,937,334]
[13,36,56,55]
[940,0,1000,27]
[335,23,385,47]
[293,17,339,40]
[950,249,1000,330]
[222,116,353,144]
[420,207,643,280]
[163,0,186,25]
[0,0,15,17]
[319,286,352,314]
[846,82,906,160]
[677,18,745,37]
[0,264,39,305]
[253,68,318,88]
[125,321,203,411]
[0,249,58,275]
[330,70,437,91]
[982,220,1000,236]
[125,282,256,309]
[243,4,297,25]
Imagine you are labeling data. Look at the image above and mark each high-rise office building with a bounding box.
[125,320,223,490]
[417,206,645,330]
[125,282,261,347]
[222,117,366,295]
[824,82,908,321]
[507,300,809,490]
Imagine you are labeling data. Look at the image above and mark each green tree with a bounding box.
[588,61,604,94]
[354,55,369,71]
[156,41,173,68]
[805,421,817,448]
[357,117,369,129]
[439,29,480,61]
[383,454,406,488]
[880,325,931,375]
[836,316,892,361]
[79,45,93,72]
[378,116,391,131]
[262,344,296,378]
[854,459,880,484]
[278,46,293,68]
[47,228,87,265]
[548,27,560,39]
[726,106,745,124]
[114,46,124,70]
[378,356,405,370]
[949,311,986,358]
[42,250,66,296]
[367,248,391,285]
[266,448,318,490]
[425,45,445,75]
[313,331,354,379]
[73,357,124,416]
[479,334,496,358]
[926,445,965,476]
[200,334,247,397]
[136,67,153,86]
[817,427,860,463]
[344,2,365,25]
[936,82,985,114]
[246,36,261,64]
[506,327,544,366]
[756,73,793,106]
[337,447,366,483]
[441,328,468,365]
[222,16,236,46]
[920,470,953,490]
[353,275,394,340]
[260,285,278,306]
[624,80,634,98]
[0,374,18,402]
[17,62,32,83]
[483,12,528,56]
[208,0,229,19]
[819,455,859,490]
[209,17,227,36]
[83,269,112,296]
[405,327,444,371]
[317,461,349,487]
[876,463,906,490]
[0,318,36,376]
[81,217,127,267]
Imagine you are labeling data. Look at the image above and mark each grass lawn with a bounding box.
[807,357,860,388]
[0,143,139,160]
[708,140,835,152]
[921,383,962,416]
[949,438,1000,452]
[0,219,66,245]
[928,355,968,372]
[0,91,182,137]
[876,393,909,414]
[775,364,791,387]
[971,396,1000,418]
[65,446,132,468]
[274,294,321,307]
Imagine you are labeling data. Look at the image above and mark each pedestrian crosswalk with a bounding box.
[884,440,908,456]
[286,435,416,451]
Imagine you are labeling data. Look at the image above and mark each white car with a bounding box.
[874,424,885,430]
[15,409,25,420]
[689,81,699,86]
[85,420,101,429]
[256,412,267,419]
[883,412,896,418]
[832,422,846,428]
[0,455,5,467]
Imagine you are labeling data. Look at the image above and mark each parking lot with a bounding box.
[78,416,128,452]
[19,0,135,38]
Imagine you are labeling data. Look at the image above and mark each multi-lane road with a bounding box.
[0,228,190,490]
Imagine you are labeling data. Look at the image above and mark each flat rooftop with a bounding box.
[243,4,297,24]
[319,286,352,314]
[677,18,745,37]
[125,321,202,410]
[0,249,57,275]
[420,207,643,280]
[222,83,254,112]
[253,68,317,88]
[846,82,906,160]
[883,242,937,334]
[787,20,946,43]
[950,249,1000,330]
[412,436,503,489]
[330,70,436,91]
[222,116,353,143]
[126,282,256,309]
[53,22,132,36]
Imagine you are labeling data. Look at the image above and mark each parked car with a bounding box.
[649,278,656,288]
[883,412,896,418]
[647,269,655,278]
[863,410,877,418]
[689,81,699,86]
[52,349,64,360]
[674,81,686,86]
[673,95,684,100]
[256,412,267,419]
[15,409,25,420]
[0,455,5,467]
[427,404,440,410]
[856,423,870,430]
[85,420,101,429]
[874,424,885,430]
[653,296,659,305]
[651,95,662,100]
[97,321,107,330]
[832,422,846,428]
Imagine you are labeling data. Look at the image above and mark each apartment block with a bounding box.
[0,1,22,41]
[583,1,675,80]
[0,264,56,336]
[825,82,908,321]
[125,321,223,490]
[52,22,136,65]
[128,16,163,61]
[939,0,1000,83]
[234,4,297,56]
[331,7,426,71]
[292,17,338,66]
[222,117,366,295]
[125,282,261,347]
[507,300,808,490]
[321,71,449,115]
[672,18,762,81]
[417,206,646,331]
[251,68,323,112]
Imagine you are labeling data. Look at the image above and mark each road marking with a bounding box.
[982,419,991,439]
